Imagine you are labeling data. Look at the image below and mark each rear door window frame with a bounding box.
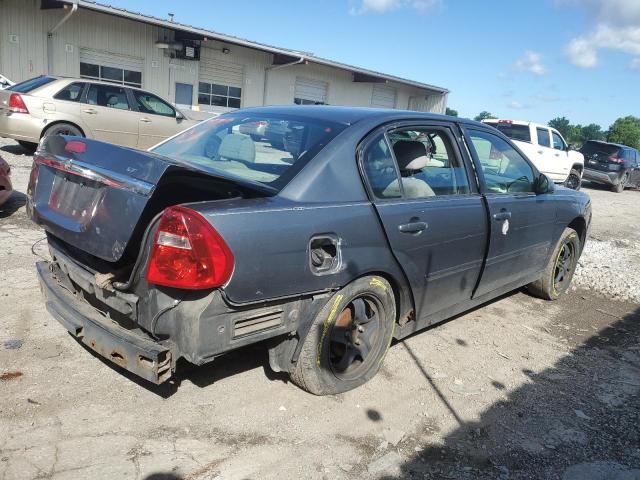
[357,120,480,203]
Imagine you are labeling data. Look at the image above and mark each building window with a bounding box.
[80,62,142,88]
[294,98,326,105]
[198,82,241,109]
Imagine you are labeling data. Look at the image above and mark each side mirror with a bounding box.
[175,110,185,121]
[566,144,576,151]
[535,173,555,195]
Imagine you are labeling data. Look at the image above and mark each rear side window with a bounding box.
[537,128,551,147]
[8,76,56,93]
[361,134,401,199]
[54,83,85,102]
[86,84,130,110]
[488,122,531,142]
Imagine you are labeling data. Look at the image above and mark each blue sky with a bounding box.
[105,0,639,128]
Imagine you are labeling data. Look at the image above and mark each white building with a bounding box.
[0,0,449,115]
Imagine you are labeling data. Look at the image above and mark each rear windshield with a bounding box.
[580,141,620,157]
[8,76,56,93]
[485,122,531,142]
[152,114,347,191]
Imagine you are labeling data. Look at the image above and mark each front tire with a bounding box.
[565,169,582,190]
[290,276,396,395]
[527,227,580,300]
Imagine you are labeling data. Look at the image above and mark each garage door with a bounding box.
[198,57,244,112]
[371,84,396,109]
[294,77,328,105]
[79,49,143,87]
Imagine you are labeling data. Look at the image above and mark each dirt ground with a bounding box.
[0,138,639,480]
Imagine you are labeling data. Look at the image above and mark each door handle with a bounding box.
[537,150,544,154]
[492,211,512,221]
[398,221,428,234]
[82,108,97,114]
[140,117,152,123]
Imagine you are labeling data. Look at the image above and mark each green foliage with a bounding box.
[607,116,640,149]
[445,107,458,117]
[548,117,572,139]
[474,111,497,122]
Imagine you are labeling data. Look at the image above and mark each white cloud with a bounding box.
[515,51,548,75]
[350,0,440,14]
[563,0,640,68]
[508,101,530,110]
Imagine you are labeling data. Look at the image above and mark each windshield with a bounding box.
[152,114,346,191]
[8,76,56,93]
[485,122,531,142]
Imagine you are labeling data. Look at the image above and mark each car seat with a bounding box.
[383,140,435,198]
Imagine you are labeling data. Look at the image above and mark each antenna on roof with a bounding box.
[168,13,175,22]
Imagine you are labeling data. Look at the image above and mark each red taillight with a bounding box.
[256,121,267,126]
[65,140,86,154]
[8,93,29,114]
[608,155,624,164]
[146,206,234,290]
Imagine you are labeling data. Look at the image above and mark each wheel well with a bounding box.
[363,271,414,327]
[40,121,85,139]
[571,163,583,173]
[568,216,587,251]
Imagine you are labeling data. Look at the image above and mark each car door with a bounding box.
[130,89,188,150]
[81,83,138,147]
[360,122,488,320]
[463,127,557,297]
[551,129,571,180]
[627,149,640,186]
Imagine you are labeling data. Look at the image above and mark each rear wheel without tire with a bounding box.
[290,275,396,395]
[612,172,629,193]
[565,169,582,190]
[42,123,83,140]
[17,141,37,153]
[527,227,580,300]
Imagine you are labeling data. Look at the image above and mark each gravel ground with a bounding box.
[0,138,639,480]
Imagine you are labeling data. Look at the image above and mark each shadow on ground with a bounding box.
[377,303,640,479]
[0,190,26,219]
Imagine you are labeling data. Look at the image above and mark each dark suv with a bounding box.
[581,140,640,192]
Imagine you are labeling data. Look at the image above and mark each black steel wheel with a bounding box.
[527,227,580,300]
[564,169,582,190]
[290,275,396,395]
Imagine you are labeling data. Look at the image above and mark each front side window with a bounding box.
[537,127,551,148]
[132,90,175,117]
[85,84,130,110]
[468,129,535,194]
[552,131,566,150]
[54,82,85,102]
[198,82,242,109]
[363,128,470,199]
[80,62,142,88]
[152,115,345,190]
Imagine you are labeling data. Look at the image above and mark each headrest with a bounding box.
[218,133,256,163]
[107,95,119,106]
[393,140,428,171]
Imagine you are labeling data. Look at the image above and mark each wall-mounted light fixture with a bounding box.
[222,47,231,54]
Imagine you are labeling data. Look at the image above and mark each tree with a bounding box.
[445,107,458,117]
[580,123,606,142]
[607,116,640,149]
[548,117,572,139]
[474,111,497,122]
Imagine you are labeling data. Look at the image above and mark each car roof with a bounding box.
[484,119,553,129]
[236,105,487,127]
[583,139,634,149]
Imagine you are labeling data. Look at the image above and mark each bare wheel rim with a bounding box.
[553,240,575,292]
[328,295,383,380]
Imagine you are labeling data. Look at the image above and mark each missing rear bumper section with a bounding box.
[37,261,172,384]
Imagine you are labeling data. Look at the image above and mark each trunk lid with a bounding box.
[580,141,623,172]
[28,136,249,264]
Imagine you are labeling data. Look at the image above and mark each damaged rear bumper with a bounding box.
[36,261,172,384]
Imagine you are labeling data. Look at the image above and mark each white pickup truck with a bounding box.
[483,119,584,190]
